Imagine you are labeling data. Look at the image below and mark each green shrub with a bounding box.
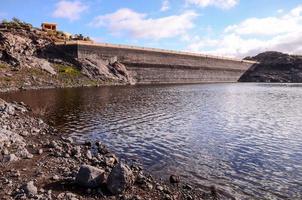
[55,64,81,76]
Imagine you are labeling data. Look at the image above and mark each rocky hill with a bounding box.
[239,51,302,83]
[0,19,134,92]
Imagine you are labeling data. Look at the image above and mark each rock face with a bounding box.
[75,165,106,188]
[0,22,134,91]
[239,51,302,83]
[106,162,135,194]
[0,31,55,74]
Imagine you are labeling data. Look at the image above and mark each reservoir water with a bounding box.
[2,83,302,199]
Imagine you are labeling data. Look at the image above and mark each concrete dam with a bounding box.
[56,42,255,84]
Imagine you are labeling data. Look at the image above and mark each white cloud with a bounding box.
[52,0,88,21]
[225,6,302,36]
[161,0,170,11]
[186,5,302,58]
[90,8,198,40]
[185,0,239,9]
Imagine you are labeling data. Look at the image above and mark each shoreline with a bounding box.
[0,98,233,200]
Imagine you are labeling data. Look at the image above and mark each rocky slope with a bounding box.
[0,20,135,92]
[239,51,302,83]
[0,98,235,200]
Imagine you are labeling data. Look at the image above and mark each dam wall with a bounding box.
[56,42,255,84]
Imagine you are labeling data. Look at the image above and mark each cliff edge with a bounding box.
[239,51,302,83]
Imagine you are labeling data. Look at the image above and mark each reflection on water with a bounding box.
[2,83,302,199]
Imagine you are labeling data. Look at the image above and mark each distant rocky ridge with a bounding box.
[0,19,134,92]
[239,51,302,83]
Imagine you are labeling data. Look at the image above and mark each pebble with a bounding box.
[38,149,43,155]
[156,185,164,191]
[52,175,60,181]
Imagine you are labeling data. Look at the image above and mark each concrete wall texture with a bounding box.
[57,42,255,84]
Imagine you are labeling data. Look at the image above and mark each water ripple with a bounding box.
[2,83,302,200]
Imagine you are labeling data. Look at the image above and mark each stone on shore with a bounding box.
[17,148,34,159]
[22,181,38,196]
[169,175,180,184]
[3,153,19,162]
[107,162,135,194]
[75,165,106,188]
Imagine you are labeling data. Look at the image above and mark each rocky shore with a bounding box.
[239,51,302,83]
[0,98,233,200]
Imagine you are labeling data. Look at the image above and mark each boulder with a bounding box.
[169,175,180,184]
[17,148,34,159]
[107,162,135,194]
[75,165,106,188]
[22,181,38,196]
[3,154,19,163]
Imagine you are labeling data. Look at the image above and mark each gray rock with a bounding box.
[38,149,43,155]
[105,155,117,167]
[3,154,19,162]
[71,146,81,158]
[57,192,78,200]
[86,150,93,160]
[18,148,34,159]
[38,59,56,75]
[107,162,135,194]
[156,184,164,191]
[22,181,38,196]
[52,175,60,181]
[75,165,106,188]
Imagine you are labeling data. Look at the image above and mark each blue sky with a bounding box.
[1,0,302,58]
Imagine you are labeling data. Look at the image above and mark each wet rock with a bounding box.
[49,140,59,149]
[22,181,38,196]
[64,137,74,144]
[105,153,118,167]
[183,184,193,190]
[97,143,109,154]
[107,162,135,194]
[75,165,106,188]
[210,185,218,198]
[84,140,92,146]
[71,146,81,158]
[169,175,180,184]
[86,150,93,160]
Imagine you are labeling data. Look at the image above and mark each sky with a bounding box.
[1,0,302,58]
